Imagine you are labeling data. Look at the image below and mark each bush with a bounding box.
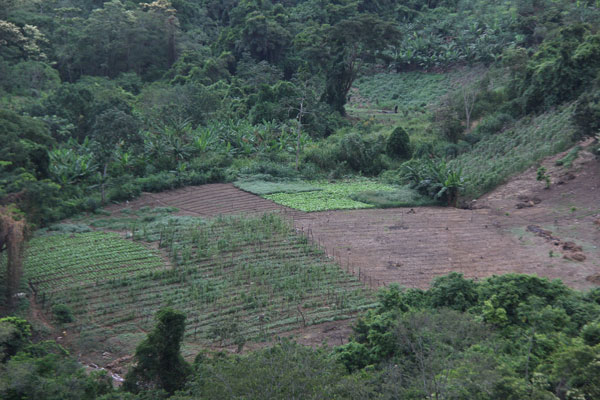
[386,126,412,159]
[108,180,141,202]
[338,133,387,175]
[412,141,436,158]
[581,322,600,346]
[574,88,600,138]
[474,113,515,136]
[429,273,478,312]
[137,172,179,192]
[52,304,74,323]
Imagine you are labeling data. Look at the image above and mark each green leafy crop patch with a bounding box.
[264,181,400,212]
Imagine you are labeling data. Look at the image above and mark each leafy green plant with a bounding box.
[52,304,74,323]
[536,166,551,189]
[386,126,411,159]
[401,159,466,206]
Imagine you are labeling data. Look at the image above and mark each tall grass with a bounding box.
[353,71,459,108]
[453,104,576,198]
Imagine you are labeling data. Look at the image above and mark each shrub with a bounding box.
[338,133,387,175]
[124,308,191,395]
[429,273,478,312]
[52,304,74,323]
[108,180,141,202]
[386,126,412,159]
[474,113,515,136]
[412,141,436,158]
[574,88,600,138]
[581,322,600,346]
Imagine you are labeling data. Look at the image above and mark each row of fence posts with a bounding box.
[279,207,386,290]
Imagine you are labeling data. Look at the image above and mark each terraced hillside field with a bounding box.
[23,213,374,365]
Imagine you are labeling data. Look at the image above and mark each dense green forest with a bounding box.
[2,0,599,224]
[2,0,600,398]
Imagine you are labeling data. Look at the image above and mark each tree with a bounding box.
[321,14,399,115]
[386,126,411,159]
[90,108,140,203]
[0,317,31,362]
[124,308,191,395]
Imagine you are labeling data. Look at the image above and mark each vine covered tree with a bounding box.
[0,205,27,309]
[124,308,192,395]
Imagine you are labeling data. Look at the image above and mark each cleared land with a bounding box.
[15,143,598,369]
[294,143,600,290]
[99,146,599,291]
[104,183,297,217]
[22,213,374,366]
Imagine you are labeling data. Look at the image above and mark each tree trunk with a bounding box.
[1,208,26,309]
[101,162,108,204]
[296,100,304,171]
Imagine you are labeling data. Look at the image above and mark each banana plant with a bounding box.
[49,141,98,186]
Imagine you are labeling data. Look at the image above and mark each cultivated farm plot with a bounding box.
[104,183,294,217]
[25,214,375,364]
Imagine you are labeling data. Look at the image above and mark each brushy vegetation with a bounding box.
[451,104,576,198]
[352,71,459,109]
[555,146,581,168]
[234,180,321,195]
[349,187,440,208]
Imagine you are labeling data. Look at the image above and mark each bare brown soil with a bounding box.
[295,141,600,291]
[105,183,298,217]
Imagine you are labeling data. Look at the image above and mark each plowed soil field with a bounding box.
[105,183,300,217]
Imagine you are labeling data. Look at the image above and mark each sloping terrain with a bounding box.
[104,183,298,217]
[294,142,599,290]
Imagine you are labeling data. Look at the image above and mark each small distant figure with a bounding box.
[394,105,398,113]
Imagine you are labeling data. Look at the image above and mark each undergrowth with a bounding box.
[452,104,576,198]
[234,180,322,195]
[350,187,440,208]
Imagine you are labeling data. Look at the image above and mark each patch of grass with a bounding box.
[353,71,459,109]
[348,71,463,145]
[264,180,399,212]
[39,223,93,235]
[555,146,581,168]
[349,186,440,208]
[234,180,322,195]
[453,104,576,198]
